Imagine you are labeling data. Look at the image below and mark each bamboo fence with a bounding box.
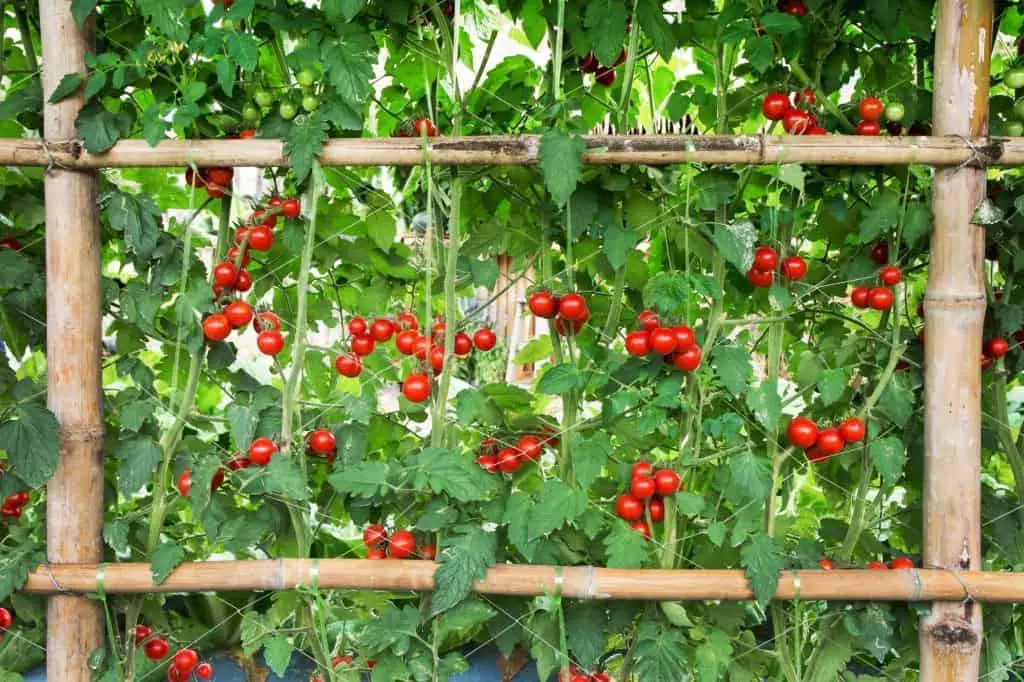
[25,0,1010,678]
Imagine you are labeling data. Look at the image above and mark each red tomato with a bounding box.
[412,118,438,137]
[579,51,599,73]
[498,447,521,473]
[630,476,656,499]
[879,265,902,285]
[281,198,301,218]
[804,445,828,463]
[431,319,447,341]
[649,328,678,355]
[816,428,845,455]
[233,270,252,292]
[227,246,250,268]
[672,325,695,350]
[474,328,497,351]
[615,494,644,521]
[850,287,871,308]
[555,315,586,336]
[781,256,807,281]
[396,312,419,331]
[203,314,232,342]
[654,469,681,495]
[132,624,152,645]
[226,456,251,471]
[412,335,431,360]
[253,208,277,229]
[205,182,226,199]
[868,287,894,310]
[782,0,808,16]
[388,530,417,559]
[986,337,1010,358]
[419,544,437,560]
[349,317,368,336]
[308,429,336,456]
[185,167,206,188]
[889,556,915,570]
[351,334,376,357]
[838,417,866,443]
[637,309,660,332]
[528,291,558,319]
[818,558,835,570]
[782,109,811,134]
[786,417,818,449]
[363,524,387,548]
[625,331,651,356]
[403,373,431,403]
[223,300,253,329]
[205,167,234,187]
[248,225,274,251]
[395,330,418,355]
[761,92,791,121]
[370,318,395,342]
[257,329,285,356]
[747,268,773,288]
[477,454,499,473]
[795,88,816,107]
[334,353,362,377]
[253,311,281,333]
[630,520,651,539]
[173,649,199,674]
[595,69,617,86]
[807,126,828,135]
[518,435,543,461]
[196,663,214,680]
[591,673,611,682]
[752,246,778,271]
[213,262,238,287]
[671,346,702,371]
[856,120,881,136]
[248,437,277,465]
[144,638,170,661]
[176,470,192,497]
[648,496,665,522]
[632,461,653,479]
[366,549,387,560]
[859,97,885,121]
[558,293,588,321]
[869,242,889,264]
[429,345,445,373]
[453,332,473,357]
[867,560,888,570]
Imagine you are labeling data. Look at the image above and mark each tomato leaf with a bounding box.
[76,101,128,153]
[584,0,628,65]
[284,114,329,184]
[537,364,582,394]
[432,526,496,615]
[740,533,786,606]
[604,521,650,568]
[527,480,587,540]
[0,404,59,488]
[877,374,915,428]
[513,336,553,365]
[136,0,195,42]
[150,541,185,584]
[70,0,98,24]
[711,345,752,397]
[538,131,585,208]
[48,73,83,103]
[636,0,676,61]
[362,604,421,654]
[816,367,849,406]
[105,189,162,261]
[263,635,294,677]
[643,272,689,319]
[604,223,640,270]
[713,220,757,273]
[321,24,376,105]
[633,621,689,681]
[566,603,607,670]
[869,436,906,486]
[410,448,499,502]
[322,0,364,22]
[329,460,390,497]
[695,629,733,682]
[264,455,310,500]
[745,380,782,431]
[113,437,163,496]
[759,11,802,33]
[726,450,771,504]
[572,432,611,491]
[858,191,902,243]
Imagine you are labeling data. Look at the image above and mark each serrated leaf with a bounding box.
[227,403,257,450]
[437,599,496,640]
[566,603,606,670]
[745,380,782,431]
[411,448,499,502]
[858,191,902,243]
[696,629,733,682]
[714,220,757,272]
[637,0,676,60]
[114,437,163,495]
[284,114,329,184]
[759,11,802,33]
[366,210,396,252]
[76,101,125,153]
[537,364,582,394]
[634,621,689,681]
[528,480,586,539]
[972,198,1004,225]
[604,521,650,568]
[572,431,611,491]
[777,164,806,193]
[432,527,496,615]
[740,533,786,606]
[321,25,375,105]
[264,455,309,500]
[869,436,906,485]
[584,0,629,65]
[514,336,552,364]
[329,461,389,497]
[106,190,161,260]
[49,73,83,103]
[71,0,98,23]
[816,368,849,406]
[712,345,752,397]
[151,542,185,584]
[877,374,915,428]
[643,271,689,319]
[103,519,130,554]
[605,223,639,270]
[323,0,364,21]
[727,450,771,503]
[263,636,293,677]
[362,605,421,654]
[539,131,585,208]
[901,203,931,246]
[808,631,853,682]
[136,0,194,41]
[0,404,59,488]
[83,71,107,100]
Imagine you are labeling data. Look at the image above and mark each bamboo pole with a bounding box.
[6,134,1024,168]
[19,562,1024,603]
[922,0,992,679]
[39,0,105,679]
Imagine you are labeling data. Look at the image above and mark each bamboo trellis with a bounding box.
[23,0,998,679]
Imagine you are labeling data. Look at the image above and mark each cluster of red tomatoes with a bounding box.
[133,626,214,680]
[475,432,555,474]
[761,89,826,135]
[624,310,703,372]
[185,165,235,199]
[578,18,631,87]
[786,416,866,463]
[850,264,900,312]
[176,468,225,497]
[817,556,915,570]
[362,524,435,561]
[528,290,591,335]
[1,490,28,520]
[745,245,807,288]
[613,462,681,540]
[311,654,377,682]
[556,665,612,682]
[0,606,14,645]
[392,117,439,137]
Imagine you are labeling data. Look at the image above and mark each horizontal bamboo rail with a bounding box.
[20,561,1024,603]
[5,135,1024,168]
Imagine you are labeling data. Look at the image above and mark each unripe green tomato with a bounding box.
[242,105,261,123]
[884,102,905,122]
[254,89,274,108]
[296,68,317,87]
[1014,97,1024,120]
[1006,121,1024,137]
[301,95,319,112]
[279,101,298,120]
[221,18,236,31]
[1005,67,1024,90]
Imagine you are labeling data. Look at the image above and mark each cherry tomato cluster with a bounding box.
[393,117,439,137]
[1,490,28,520]
[624,309,703,372]
[176,468,225,497]
[745,246,806,288]
[311,654,378,682]
[614,461,681,540]
[776,0,808,16]
[786,416,866,463]
[475,432,554,474]
[528,290,591,336]
[185,166,234,199]
[166,647,214,681]
[556,665,612,682]
[0,606,14,644]
[853,96,887,136]
[818,556,914,570]
[1001,64,1024,135]
[244,68,325,125]
[578,17,631,87]
[761,90,825,135]
[362,525,434,560]
[850,264,899,311]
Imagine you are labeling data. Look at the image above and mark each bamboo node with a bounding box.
[950,134,1002,169]
[59,425,105,443]
[927,619,979,648]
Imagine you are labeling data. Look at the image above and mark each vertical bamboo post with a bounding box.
[39,0,105,678]
[922,0,992,678]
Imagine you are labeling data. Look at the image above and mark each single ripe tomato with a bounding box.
[233,270,252,292]
[518,435,543,461]
[752,246,778,271]
[396,312,419,331]
[176,470,192,497]
[173,649,199,674]
[205,167,233,187]
[867,560,888,570]
[389,530,417,558]
[889,556,915,570]
[403,373,431,403]
[497,447,521,473]
[838,417,866,443]
[528,291,558,319]
[654,469,681,495]
[248,225,274,251]
[786,417,818,449]
[144,638,170,661]
[632,461,653,479]
[868,287,895,310]
[351,334,376,357]
[213,261,238,287]
[615,494,645,521]
[869,242,889,264]
[308,429,337,456]
[671,346,702,371]
[196,663,214,680]
[395,330,418,355]
[431,318,447,341]
[782,108,811,134]
[625,331,651,357]
[555,315,586,336]
[370,318,395,342]
[281,198,301,218]
[781,256,807,281]
[630,520,651,540]
[253,209,277,229]
[761,92,791,121]
[366,549,387,560]
[879,265,902,285]
[747,268,773,288]
[132,624,152,645]
[419,544,437,560]
[850,287,871,308]
[637,309,660,332]
[816,428,845,455]
[859,96,885,121]
[818,558,835,570]
[412,118,438,137]
[856,120,881,136]
[595,68,617,86]
[334,353,362,377]
[807,126,828,135]
[782,0,808,16]
[412,335,431,360]
[451,332,472,357]
[429,345,446,373]
[253,311,281,333]
[477,454,499,473]
[203,314,232,342]
[795,88,816,107]
[348,317,368,336]
[249,437,278,465]
[648,496,665,522]
[672,325,695,350]
[205,182,226,199]
[579,51,599,73]
[474,328,497,351]
[226,457,250,474]
[630,476,656,499]
[804,445,827,463]
[986,337,1010,358]
[223,300,253,328]
[558,293,588,321]
[363,524,387,548]
[185,167,206,188]
[257,329,285,355]
[649,328,678,355]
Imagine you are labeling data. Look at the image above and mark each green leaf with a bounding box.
[263,636,294,677]
[605,223,639,270]
[217,59,234,97]
[103,519,130,554]
[189,454,222,515]
[329,461,389,497]
[877,374,915,428]
[226,403,257,450]
[284,114,329,184]
[323,0,365,21]
[264,455,310,500]
[136,0,194,41]
[604,521,650,568]
[437,599,496,641]
[0,404,59,487]
[566,603,606,670]
[816,368,849,406]
[808,631,853,682]
[777,164,806,193]
[321,25,376,105]
[637,0,676,60]
[740,533,786,606]
[48,73,83,103]
[759,11,802,33]
[745,380,782,431]
[746,35,774,72]
[106,190,161,260]
[83,71,107,100]
[362,605,421,654]
[844,605,893,662]
[537,364,582,394]
[528,479,587,539]
[633,621,689,681]
[901,203,931,247]
[411,448,499,502]
[113,437,163,496]
[584,0,629,65]
[712,345,752,397]
[727,450,771,503]
[858,191,902,243]
[572,431,611,491]
[514,336,552,364]
[432,527,496,615]
[142,104,168,146]
[643,272,689,319]
[713,220,757,273]
[538,131,585,208]
[71,0,98,23]
[972,198,1004,225]
[869,436,906,486]
[76,101,125,153]
[366,210,397,252]
[151,542,185,584]
[696,629,733,682]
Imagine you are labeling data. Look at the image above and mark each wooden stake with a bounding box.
[39,0,105,678]
[922,0,992,678]
[2,135,1024,168]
